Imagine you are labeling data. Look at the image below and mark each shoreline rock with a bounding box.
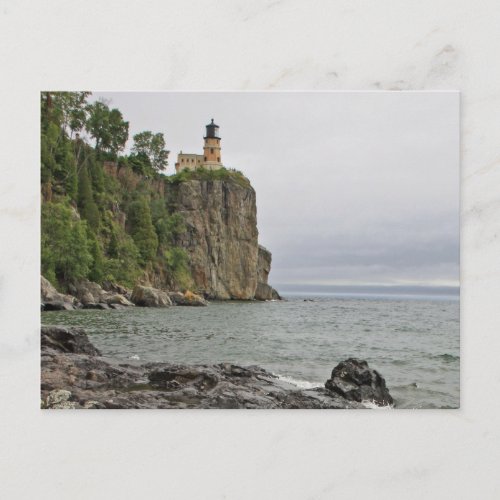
[41,325,393,410]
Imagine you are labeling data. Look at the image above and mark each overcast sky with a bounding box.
[93,91,459,288]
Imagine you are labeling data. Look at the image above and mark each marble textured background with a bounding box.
[1,0,499,498]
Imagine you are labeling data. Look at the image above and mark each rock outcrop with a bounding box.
[68,279,134,309]
[168,290,208,307]
[130,285,172,307]
[254,245,281,300]
[41,325,393,409]
[325,358,393,406]
[166,177,279,300]
[41,276,79,311]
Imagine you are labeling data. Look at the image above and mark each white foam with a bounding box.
[361,400,394,410]
[129,354,140,360]
[276,375,323,390]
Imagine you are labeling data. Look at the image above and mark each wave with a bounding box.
[361,400,393,410]
[433,353,460,362]
[276,375,394,409]
[275,374,323,390]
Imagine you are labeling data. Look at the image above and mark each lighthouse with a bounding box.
[203,118,223,170]
[175,119,224,173]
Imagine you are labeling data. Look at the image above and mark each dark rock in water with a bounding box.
[41,325,101,356]
[325,358,393,406]
[40,326,392,409]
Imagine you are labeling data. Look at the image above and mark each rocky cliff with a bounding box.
[165,176,279,300]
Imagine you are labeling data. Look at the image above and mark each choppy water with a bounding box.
[42,294,460,409]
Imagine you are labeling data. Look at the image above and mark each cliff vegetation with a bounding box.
[40,92,278,300]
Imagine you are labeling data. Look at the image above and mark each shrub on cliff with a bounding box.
[167,167,250,188]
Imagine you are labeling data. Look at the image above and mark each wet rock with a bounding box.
[325,358,393,406]
[131,285,172,307]
[42,325,101,355]
[41,326,392,409]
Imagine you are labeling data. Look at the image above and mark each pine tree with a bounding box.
[127,197,158,264]
[77,166,100,228]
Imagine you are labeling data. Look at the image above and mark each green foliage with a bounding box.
[87,230,105,283]
[103,222,141,286]
[132,131,169,172]
[163,247,193,290]
[77,166,100,228]
[168,166,250,188]
[128,152,154,177]
[41,202,93,284]
[86,100,129,156]
[40,91,194,291]
[127,197,159,264]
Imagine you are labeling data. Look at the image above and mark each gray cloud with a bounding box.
[93,91,459,287]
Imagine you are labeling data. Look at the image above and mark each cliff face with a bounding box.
[255,245,281,300]
[165,177,278,300]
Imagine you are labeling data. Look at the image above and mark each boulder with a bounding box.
[41,276,79,310]
[168,290,208,307]
[70,279,133,308]
[102,281,131,297]
[131,285,172,307]
[107,294,134,307]
[325,358,393,406]
[41,325,101,355]
[44,389,76,409]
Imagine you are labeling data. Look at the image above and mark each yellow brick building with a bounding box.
[175,119,224,173]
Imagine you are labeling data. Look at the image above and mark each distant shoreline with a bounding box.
[276,284,459,301]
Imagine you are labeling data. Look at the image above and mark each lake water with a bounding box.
[42,294,460,409]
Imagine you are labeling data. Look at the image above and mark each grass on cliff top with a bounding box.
[167,167,251,189]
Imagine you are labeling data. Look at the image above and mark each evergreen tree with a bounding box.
[127,197,158,264]
[77,166,100,228]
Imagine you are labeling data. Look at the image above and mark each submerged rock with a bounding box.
[325,358,393,406]
[130,285,173,307]
[41,326,393,409]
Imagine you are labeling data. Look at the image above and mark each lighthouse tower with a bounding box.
[202,118,223,170]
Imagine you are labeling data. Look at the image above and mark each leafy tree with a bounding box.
[128,151,153,176]
[127,197,158,264]
[86,101,129,156]
[132,131,169,172]
[41,91,91,137]
[41,202,93,285]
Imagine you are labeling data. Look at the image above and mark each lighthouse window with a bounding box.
[210,148,214,154]
[217,157,220,162]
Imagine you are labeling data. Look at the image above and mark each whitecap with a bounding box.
[275,374,323,390]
